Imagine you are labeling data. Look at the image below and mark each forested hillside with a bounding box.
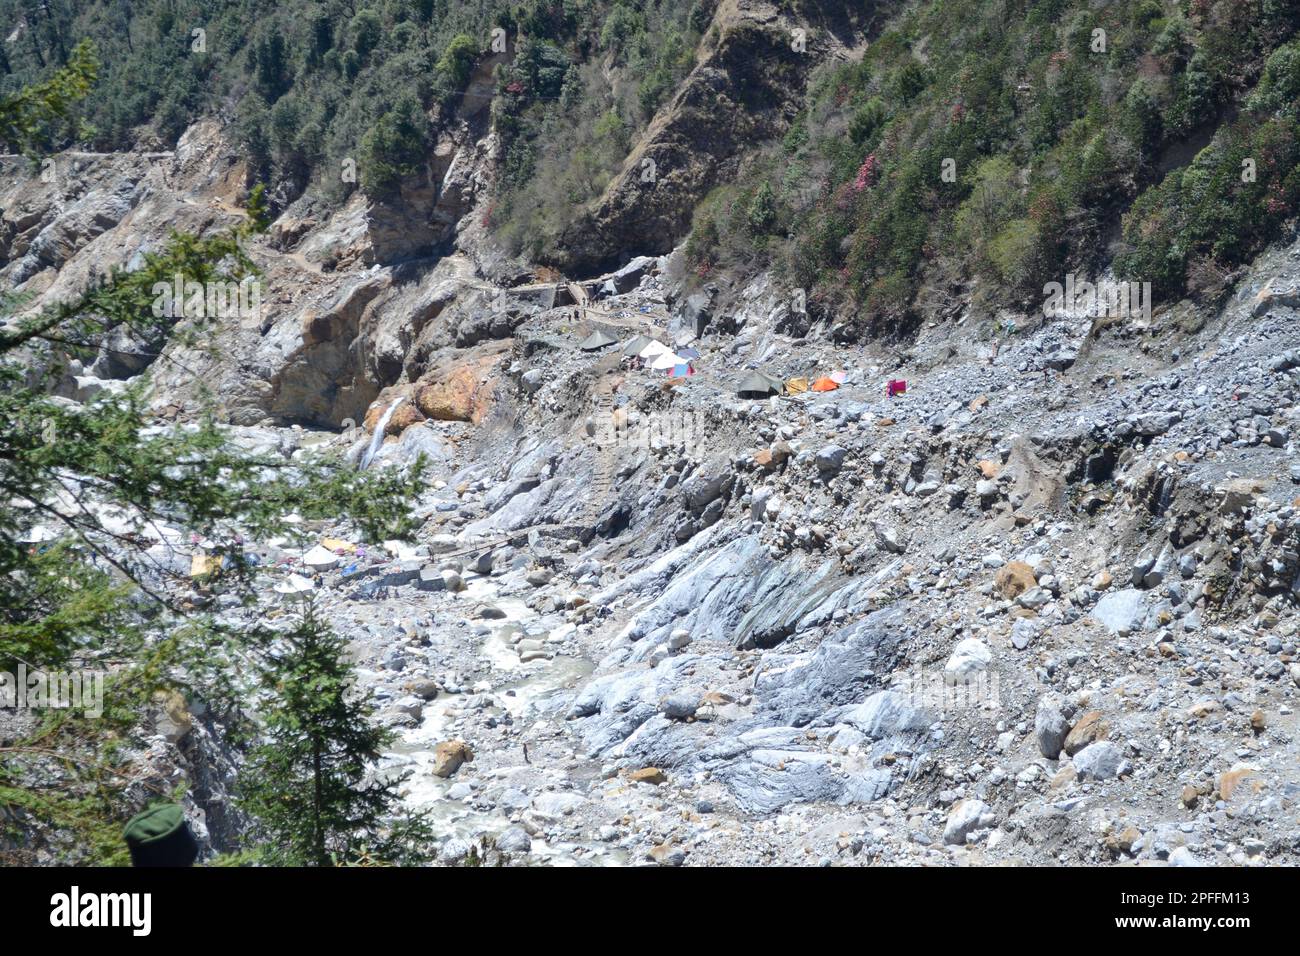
[0,0,704,254]
[685,0,1300,334]
[6,0,1297,331]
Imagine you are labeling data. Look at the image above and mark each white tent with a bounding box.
[648,350,685,371]
[274,573,316,596]
[302,544,340,571]
[623,334,655,355]
[638,340,672,360]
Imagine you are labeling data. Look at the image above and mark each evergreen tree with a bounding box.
[358,94,430,198]
[238,600,435,866]
[252,33,289,103]
[0,37,96,154]
[0,212,426,861]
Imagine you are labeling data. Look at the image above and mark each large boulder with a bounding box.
[361,396,425,437]
[416,365,489,422]
[995,562,1037,599]
[681,472,727,511]
[1129,411,1180,436]
[495,826,532,855]
[1063,710,1107,756]
[1092,589,1149,634]
[815,445,847,475]
[943,798,992,845]
[604,255,656,294]
[944,638,992,684]
[1072,740,1124,780]
[1034,696,1070,759]
[432,739,474,778]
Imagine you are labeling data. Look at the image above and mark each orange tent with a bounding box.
[811,377,840,392]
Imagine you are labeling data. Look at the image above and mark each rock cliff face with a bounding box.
[0,1,876,427]
[0,116,503,427]
[361,49,508,266]
[548,0,881,275]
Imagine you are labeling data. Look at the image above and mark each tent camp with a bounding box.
[668,362,694,377]
[736,370,784,398]
[579,329,620,351]
[638,339,672,360]
[677,346,701,360]
[785,377,808,395]
[811,376,839,392]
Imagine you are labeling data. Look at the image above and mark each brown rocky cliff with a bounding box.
[549,0,875,276]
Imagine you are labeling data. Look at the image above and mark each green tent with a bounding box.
[623,334,655,355]
[579,329,619,351]
[736,370,783,398]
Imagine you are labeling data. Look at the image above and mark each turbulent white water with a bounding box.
[379,571,617,865]
[360,397,405,469]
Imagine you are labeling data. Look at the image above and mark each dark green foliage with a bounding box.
[0,1,700,262]
[1250,39,1300,112]
[747,181,778,234]
[0,0,512,202]
[0,207,423,667]
[5,0,1297,333]
[252,32,290,103]
[350,9,382,61]
[0,231,428,862]
[687,0,1300,333]
[359,94,430,198]
[432,32,478,104]
[238,601,435,866]
[1116,113,1300,298]
[490,0,702,258]
[1116,32,1300,298]
[0,38,97,154]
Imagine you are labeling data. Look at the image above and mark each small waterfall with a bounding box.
[360,396,404,469]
